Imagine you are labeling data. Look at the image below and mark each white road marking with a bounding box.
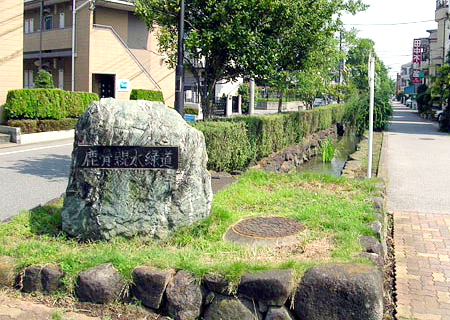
[0,143,72,156]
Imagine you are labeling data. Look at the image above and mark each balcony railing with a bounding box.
[24,28,72,52]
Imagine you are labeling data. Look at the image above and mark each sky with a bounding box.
[341,0,439,79]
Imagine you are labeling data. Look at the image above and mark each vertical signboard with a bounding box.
[412,39,422,84]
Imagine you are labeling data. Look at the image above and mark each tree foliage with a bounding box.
[136,0,367,117]
[343,37,394,134]
[431,54,450,131]
[34,69,54,89]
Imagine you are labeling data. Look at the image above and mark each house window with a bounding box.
[59,12,64,29]
[24,18,34,33]
[24,70,34,88]
[44,15,53,30]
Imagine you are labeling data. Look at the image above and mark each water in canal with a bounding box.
[299,135,360,176]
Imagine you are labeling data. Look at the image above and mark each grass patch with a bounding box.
[0,170,381,291]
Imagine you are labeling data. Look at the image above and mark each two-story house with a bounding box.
[0,0,24,123]
[22,0,175,106]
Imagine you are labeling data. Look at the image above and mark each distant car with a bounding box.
[313,98,323,107]
[405,98,412,107]
[436,109,444,122]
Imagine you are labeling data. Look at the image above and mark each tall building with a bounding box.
[0,0,24,123]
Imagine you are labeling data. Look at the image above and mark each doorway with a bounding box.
[92,74,115,98]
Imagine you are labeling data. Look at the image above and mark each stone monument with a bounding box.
[61,98,212,240]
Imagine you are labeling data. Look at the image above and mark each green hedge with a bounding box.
[193,104,346,171]
[193,121,251,172]
[4,89,98,120]
[6,119,78,134]
[130,89,164,103]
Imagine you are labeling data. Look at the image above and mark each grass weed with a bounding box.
[320,136,336,162]
[0,170,381,289]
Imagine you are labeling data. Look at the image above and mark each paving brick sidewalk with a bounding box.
[395,211,450,320]
[0,295,100,320]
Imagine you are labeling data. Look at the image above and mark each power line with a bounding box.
[378,54,412,57]
[345,20,435,26]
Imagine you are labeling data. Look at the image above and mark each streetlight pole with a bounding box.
[71,0,95,92]
[367,53,375,178]
[175,0,185,115]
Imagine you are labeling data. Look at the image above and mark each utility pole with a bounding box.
[39,0,43,70]
[175,0,185,115]
[367,53,375,178]
[249,78,255,115]
[338,29,342,104]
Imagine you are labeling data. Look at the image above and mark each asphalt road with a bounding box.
[0,139,73,221]
[385,102,450,214]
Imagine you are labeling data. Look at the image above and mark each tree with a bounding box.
[431,54,450,131]
[343,37,394,134]
[416,84,431,114]
[34,69,54,89]
[136,0,366,118]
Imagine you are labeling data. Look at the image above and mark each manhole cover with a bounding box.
[232,217,304,238]
[419,138,435,141]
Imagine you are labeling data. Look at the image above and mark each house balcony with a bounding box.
[24,27,72,53]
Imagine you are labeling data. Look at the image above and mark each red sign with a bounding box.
[412,69,421,84]
[412,39,422,66]
[412,39,422,83]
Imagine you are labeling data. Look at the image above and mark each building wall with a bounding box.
[75,1,92,92]
[90,26,160,100]
[0,0,23,123]
[127,12,148,50]
[94,7,128,43]
[435,6,448,66]
[147,29,175,107]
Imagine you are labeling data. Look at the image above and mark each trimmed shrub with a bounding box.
[192,104,346,171]
[184,107,199,115]
[229,104,345,160]
[130,89,164,103]
[4,89,98,120]
[193,121,252,172]
[6,119,78,134]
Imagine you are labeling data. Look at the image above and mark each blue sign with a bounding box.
[117,79,129,91]
[183,114,196,122]
[404,85,415,94]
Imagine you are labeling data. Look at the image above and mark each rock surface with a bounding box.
[75,263,124,304]
[62,98,212,240]
[237,269,294,306]
[360,252,385,266]
[165,270,202,320]
[203,295,261,320]
[203,273,230,294]
[21,265,42,293]
[369,221,383,239]
[131,266,174,309]
[41,265,64,293]
[265,306,295,320]
[294,263,383,320]
[360,235,384,256]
